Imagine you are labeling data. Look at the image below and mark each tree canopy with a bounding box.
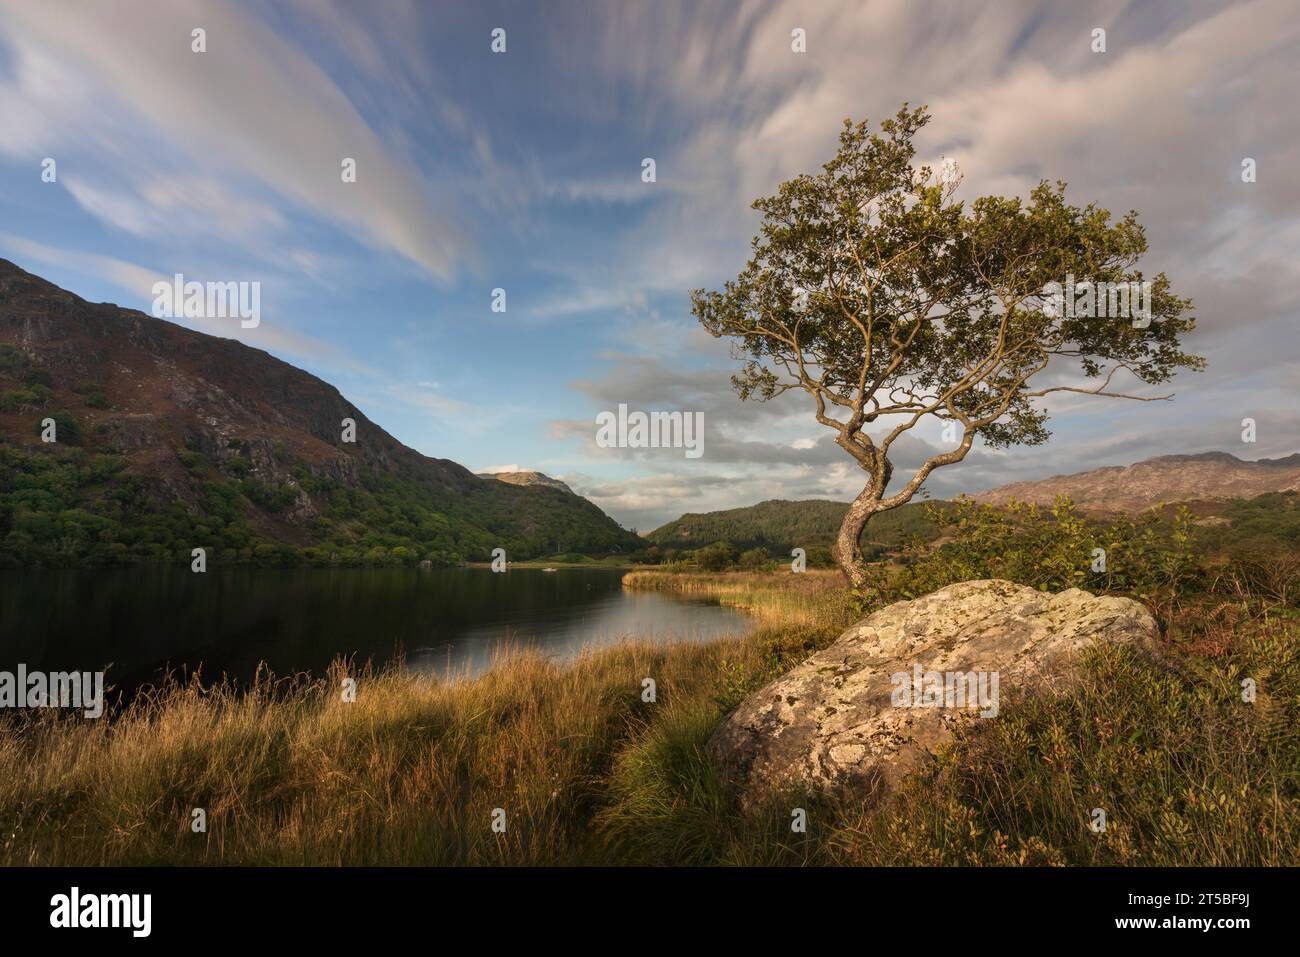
[692,105,1203,587]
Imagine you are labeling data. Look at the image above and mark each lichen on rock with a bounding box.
[706,579,1158,810]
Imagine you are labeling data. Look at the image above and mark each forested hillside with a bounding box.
[646,498,947,562]
[0,261,643,566]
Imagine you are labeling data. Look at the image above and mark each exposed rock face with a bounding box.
[970,451,1300,513]
[0,258,643,555]
[707,580,1158,809]
[477,469,574,494]
[0,258,474,494]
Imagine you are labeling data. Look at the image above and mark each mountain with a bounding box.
[970,451,1300,513]
[477,469,573,494]
[0,259,643,565]
[646,498,944,558]
[646,450,1300,555]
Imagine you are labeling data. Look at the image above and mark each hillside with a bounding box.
[971,451,1300,513]
[0,259,642,565]
[477,469,573,494]
[647,498,945,560]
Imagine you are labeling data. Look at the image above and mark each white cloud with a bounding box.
[541,0,1300,527]
[0,0,467,281]
[64,175,287,241]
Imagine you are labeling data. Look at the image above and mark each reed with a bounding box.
[3,567,1295,866]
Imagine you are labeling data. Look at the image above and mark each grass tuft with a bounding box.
[2,567,1296,865]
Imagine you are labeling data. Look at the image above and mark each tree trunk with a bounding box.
[833,488,879,590]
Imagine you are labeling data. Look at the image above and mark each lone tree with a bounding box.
[692,106,1203,590]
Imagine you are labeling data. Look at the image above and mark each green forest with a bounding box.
[0,440,644,568]
[645,498,948,566]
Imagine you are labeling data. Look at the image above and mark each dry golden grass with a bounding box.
[3,567,1295,866]
[621,568,852,628]
[1,570,847,865]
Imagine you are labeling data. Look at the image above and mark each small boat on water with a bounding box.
[542,567,558,572]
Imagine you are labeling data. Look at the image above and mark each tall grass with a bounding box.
[621,568,852,629]
[3,562,1296,866]
[2,645,723,865]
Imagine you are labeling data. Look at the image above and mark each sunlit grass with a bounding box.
[3,567,1296,866]
[621,567,853,629]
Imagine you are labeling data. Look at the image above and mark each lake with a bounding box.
[0,566,749,692]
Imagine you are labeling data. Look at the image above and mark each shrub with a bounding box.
[864,497,1199,611]
[177,449,208,474]
[23,366,53,388]
[0,385,50,411]
[37,410,84,445]
[695,542,738,570]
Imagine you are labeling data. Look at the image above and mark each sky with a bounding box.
[1,0,1296,532]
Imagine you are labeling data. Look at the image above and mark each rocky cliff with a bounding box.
[971,452,1300,513]
[0,259,641,563]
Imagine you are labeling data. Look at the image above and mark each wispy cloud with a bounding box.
[0,0,468,280]
[1,0,1295,530]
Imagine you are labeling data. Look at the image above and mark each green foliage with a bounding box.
[0,347,57,413]
[0,345,25,373]
[693,104,1202,447]
[23,366,53,388]
[239,477,297,512]
[595,698,734,865]
[695,541,738,571]
[1203,491,1300,549]
[42,411,83,446]
[647,498,943,560]
[864,497,1202,612]
[691,104,1202,587]
[176,449,208,475]
[802,543,835,567]
[546,552,596,564]
[0,439,642,568]
[0,386,50,411]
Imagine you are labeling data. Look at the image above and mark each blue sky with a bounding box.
[1,0,1297,530]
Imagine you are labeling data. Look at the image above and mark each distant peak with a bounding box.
[1146,451,1243,465]
[971,449,1300,512]
[477,469,573,494]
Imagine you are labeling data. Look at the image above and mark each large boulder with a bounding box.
[707,579,1158,809]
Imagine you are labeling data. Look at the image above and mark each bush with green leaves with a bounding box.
[38,411,83,446]
[695,541,738,570]
[866,497,1200,612]
[0,437,643,568]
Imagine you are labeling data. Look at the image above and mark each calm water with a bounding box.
[0,566,749,690]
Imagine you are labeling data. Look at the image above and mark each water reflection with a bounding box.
[0,566,749,688]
